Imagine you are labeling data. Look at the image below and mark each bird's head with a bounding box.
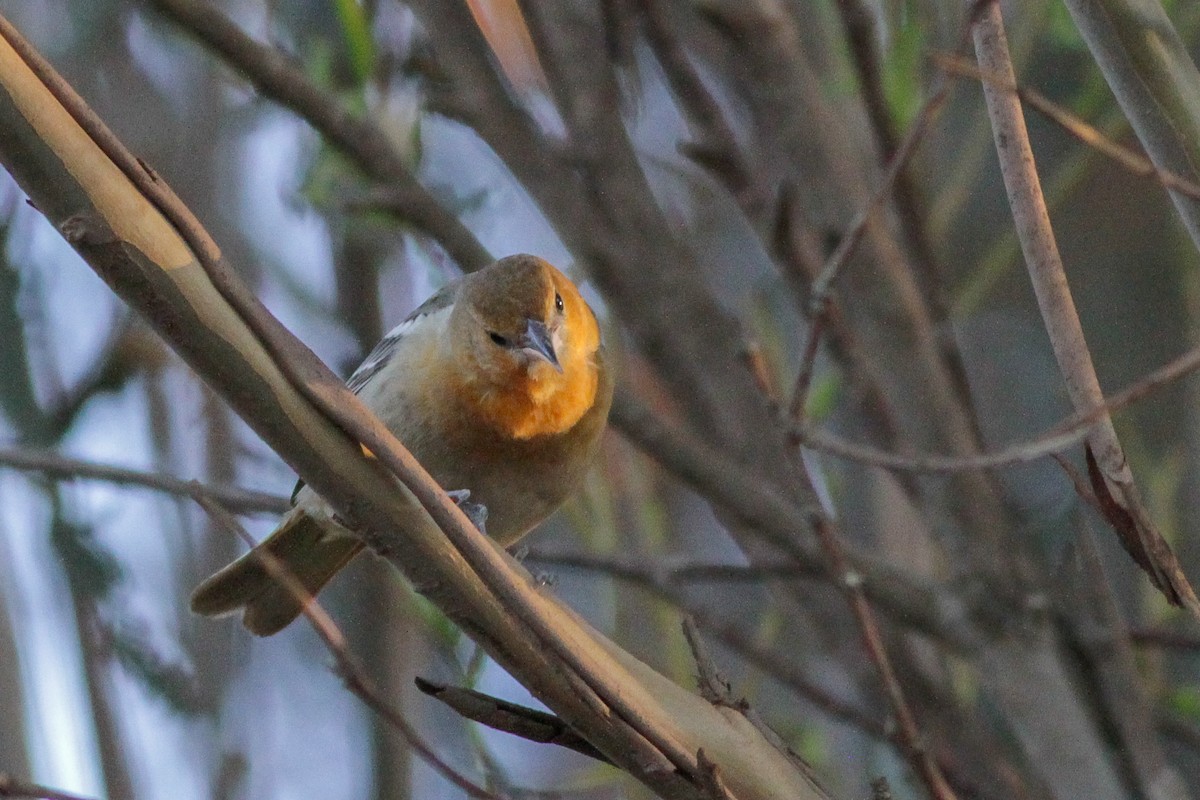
[450,254,603,437]
[458,255,597,381]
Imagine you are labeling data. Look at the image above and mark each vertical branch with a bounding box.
[0,585,30,781]
[973,0,1200,616]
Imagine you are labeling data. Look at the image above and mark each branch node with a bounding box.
[695,748,735,800]
[60,211,115,247]
[682,616,734,705]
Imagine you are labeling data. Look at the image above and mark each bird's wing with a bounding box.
[290,279,460,505]
[345,282,458,394]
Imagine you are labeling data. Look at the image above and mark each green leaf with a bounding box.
[1168,685,1200,720]
[879,12,926,131]
[804,371,841,423]
[331,0,375,85]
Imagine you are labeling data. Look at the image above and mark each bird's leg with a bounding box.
[509,545,556,586]
[445,489,489,536]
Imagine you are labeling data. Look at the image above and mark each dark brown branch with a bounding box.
[681,617,733,705]
[0,775,99,800]
[414,677,610,764]
[0,444,290,515]
[1129,627,1200,651]
[527,550,809,585]
[145,0,493,272]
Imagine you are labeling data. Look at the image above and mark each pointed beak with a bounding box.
[518,319,562,372]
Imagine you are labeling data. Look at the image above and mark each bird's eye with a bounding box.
[554,292,564,313]
[488,331,509,347]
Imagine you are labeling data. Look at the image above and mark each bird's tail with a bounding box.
[190,510,364,636]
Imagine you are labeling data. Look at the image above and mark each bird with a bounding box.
[190,254,614,636]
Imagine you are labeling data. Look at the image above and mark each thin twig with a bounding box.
[833,0,945,322]
[527,549,807,584]
[794,3,989,422]
[1128,627,1200,651]
[805,0,992,312]
[805,74,954,310]
[190,491,502,800]
[413,677,609,763]
[807,510,958,800]
[0,775,99,800]
[787,314,826,422]
[797,330,1200,472]
[933,52,1200,201]
[0,444,290,514]
[681,617,733,705]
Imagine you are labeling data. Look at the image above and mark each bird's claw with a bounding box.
[447,489,489,535]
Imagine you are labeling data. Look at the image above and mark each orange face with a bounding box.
[451,256,602,439]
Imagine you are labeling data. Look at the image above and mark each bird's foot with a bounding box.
[508,546,554,585]
[446,489,489,535]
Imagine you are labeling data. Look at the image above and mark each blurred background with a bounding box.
[1,1,1200,799]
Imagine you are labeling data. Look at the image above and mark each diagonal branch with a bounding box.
[799,332,1200,473]
[414,677,609,764]
[144,0,492,273]
[0,775,98,800]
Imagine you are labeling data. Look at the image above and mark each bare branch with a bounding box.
[413,677,609,764]
[0,444,290,514]
[933,52,1200,201]
[145,0,493,272]
[0,775,99,800]
[798,329,1200,473]
[808,510,958,800]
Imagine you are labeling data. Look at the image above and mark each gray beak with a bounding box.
[519,319,561,372]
